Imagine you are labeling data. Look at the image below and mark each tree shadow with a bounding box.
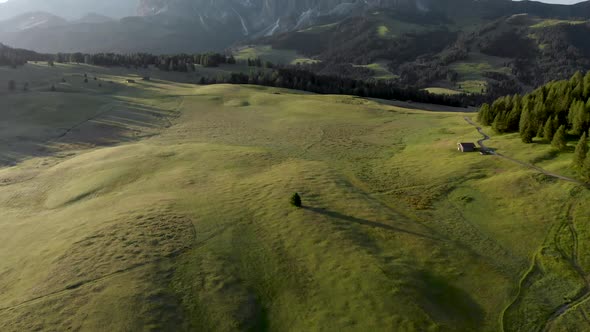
[302,206,440,241]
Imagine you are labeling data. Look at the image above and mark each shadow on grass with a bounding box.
[302,206,440,241]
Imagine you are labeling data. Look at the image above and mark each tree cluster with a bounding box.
[0,43,48,67]
[478,71,590,145]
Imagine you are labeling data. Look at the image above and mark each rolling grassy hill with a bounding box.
[0,63,589,331]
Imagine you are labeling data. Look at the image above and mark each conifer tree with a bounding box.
[543,118,555,142]
[519,106,535,143]
[584,71,590,99]
[552,125,567,151]
[536,124,544,138]
[478,103,491,125]
[290,193,302,208]
[582,150,590,181]
[574,132,588,168]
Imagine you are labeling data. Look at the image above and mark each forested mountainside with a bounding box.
[258,10,590,99]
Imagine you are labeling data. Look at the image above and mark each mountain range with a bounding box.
[0,0,137,20]
[1,0,590,53]
[1,0,590,95]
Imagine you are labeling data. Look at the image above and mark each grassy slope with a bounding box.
[424,87,463,95]
[449,52,512,94]
[0,64,589,331]
[234,45,318,65]
[354,61,399,80]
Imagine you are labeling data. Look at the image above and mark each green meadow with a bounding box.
[0,64,588,331]
[234,45,318,65]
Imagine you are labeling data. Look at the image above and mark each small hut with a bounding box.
[457,142,477,152]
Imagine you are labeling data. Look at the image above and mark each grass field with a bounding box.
[354,61,398,80]
[450,52,512,94]
[530,19,588,29]
[424,87,463,95]
[234,45,318,65]
[0,63,589,331]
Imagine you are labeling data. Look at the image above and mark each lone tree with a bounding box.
[50,85,56,92]
[8,80,16,91]
[290,193,302,208]
[552,125,567,151]
[23,82,29,92]
[574,132,588,168]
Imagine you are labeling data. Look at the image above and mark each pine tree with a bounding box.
[543,118,555,142]
[492,113,506,133]
[552,125,567,151]
[584,71,590,100]
[519,106,535,143]
[574,132,588,168]
[290,193,302,208]
[569,100,588,135]
[582,150,590,181]
[477,103,491,125]
[536,123,544,138]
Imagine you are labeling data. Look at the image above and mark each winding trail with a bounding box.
[542,198,590,331]
[465,117,590,330]
[464,117,590,188]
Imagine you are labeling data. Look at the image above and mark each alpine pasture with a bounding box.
[0,63,588,331]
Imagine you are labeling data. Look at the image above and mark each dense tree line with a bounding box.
[201,68,469,107]
[0,43,48,67]
[53,52,237,70]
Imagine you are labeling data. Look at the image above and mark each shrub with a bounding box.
[290,193,302,208]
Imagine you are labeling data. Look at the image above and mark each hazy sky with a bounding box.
[0,0,586,4]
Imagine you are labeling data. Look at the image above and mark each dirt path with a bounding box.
[373,98,478,113]
[466,116,590,330]
[464,117,590,188]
